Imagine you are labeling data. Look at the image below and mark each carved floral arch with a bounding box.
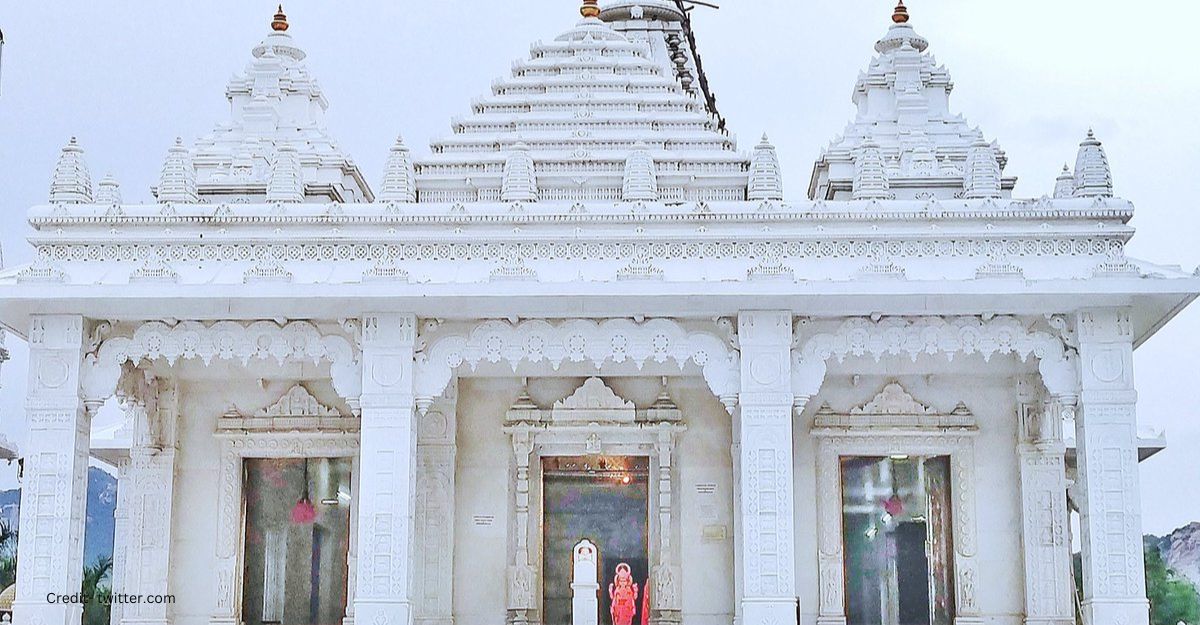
[792,315,1079,401]
[83,320,361,410]
[414,318,740,413]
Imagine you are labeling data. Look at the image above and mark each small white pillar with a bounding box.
[735,312,799,625]
[354,314,420,625]
[13,315,93,625]
[1074,309,1150,625]
[571,540,600,625]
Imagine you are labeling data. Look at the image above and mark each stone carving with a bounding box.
[258,384,338,417]
[158,137,199,203]
[85,320,361,411]
[416,318,740,414]
[379,136,417,203]
[850,382,936,415]
[793,315,1078,402]
[572,540,601,625]
[747,135,784,202]
[1073,130,1113,198]
[552,377,635,422]
[49,137,93,204]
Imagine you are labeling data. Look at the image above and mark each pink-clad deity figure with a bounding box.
[608,563,639,625]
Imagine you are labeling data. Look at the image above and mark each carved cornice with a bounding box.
[792,315,1079,403]
[83,320,362,411]
[416,318,739,414]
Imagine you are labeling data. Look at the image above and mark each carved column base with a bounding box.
[1081,600,1149,625]
[13,602,83,625]
[1022,618,1074,625]
[741,598,797,625]
[649,609,682,625]
[507,609,539,625]
[415,618,454,625]
[356,600,414,625]
[209,616,238,625]
[816,616,847,625]
[343,616,355,625]
[953,616,984,625]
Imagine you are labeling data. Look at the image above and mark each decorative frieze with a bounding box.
[415,318,740,415]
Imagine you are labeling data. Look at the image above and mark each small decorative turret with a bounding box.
[502,142,538,202]
[852,138,890,200]
[271,5,289,32]
[963,138,1001,199]
[622,142,659,202]
[49,137,94,204]
[96,174,123,205]
[1053,164,1075,199]
[378,135,417,203]
[580,0,601,19]
[266,144,305,203]
[747,134,784,201]
[1072,129,1113,198]
[157,137,198,203]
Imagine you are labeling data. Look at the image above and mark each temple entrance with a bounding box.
[542,455,650,625]
[240,457,353,625]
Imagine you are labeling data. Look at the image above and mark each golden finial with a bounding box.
[580,0,601,19]
[272,5,289,31]
[892,0,910,23]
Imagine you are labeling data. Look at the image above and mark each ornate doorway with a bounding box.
[504,378,685,625]
[542,455,650,625]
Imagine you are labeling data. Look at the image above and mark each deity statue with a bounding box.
[608,563,639,625]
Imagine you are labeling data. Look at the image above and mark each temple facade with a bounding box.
[0,2,1195,625]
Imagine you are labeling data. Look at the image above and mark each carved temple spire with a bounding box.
[893,0,910,24]
[378,135,417,203]
[1072,129,1113,198]
[1053,164,1075,199]
[49,137,93,204]
[157,137,199,203]
[747,133,784,201]
[963,137,1001,199]
[501,142,539,202]
[852,138,889,200]
[266,143,305,203]
[622,142,659,202]
[96,174,123,205]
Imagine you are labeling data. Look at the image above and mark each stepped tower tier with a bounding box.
[809,1,1015,201]
[413,2,750,204]
[184,6,372,203]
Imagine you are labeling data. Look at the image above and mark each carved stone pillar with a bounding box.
[1073,309,1149,625]
[12,315,93,625]
[355,313,420,625]
[650,424,681,625]
[415,385,458,625]
[1016,378,1074,625]
[119,376,179,625]
[735,312,797,625]
[111,457,132,625]
[506,421,537,625]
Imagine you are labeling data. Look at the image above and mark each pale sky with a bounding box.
[0,1,1197,535]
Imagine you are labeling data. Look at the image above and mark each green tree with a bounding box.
[1077,547,1200,625]
[1145,547,1200,625]
[0,520,16,590]
[81,555,112,625]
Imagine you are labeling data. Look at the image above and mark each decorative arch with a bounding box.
[82,320,361,412]
[792,315,1079,403]
[414,318,740,413]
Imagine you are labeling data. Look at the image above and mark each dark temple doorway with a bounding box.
[542,455,649,625]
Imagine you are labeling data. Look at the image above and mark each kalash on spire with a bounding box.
[580,0,602,19]
[807,0,1013,200]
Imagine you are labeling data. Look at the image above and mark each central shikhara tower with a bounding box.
[0,3,1191,625]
